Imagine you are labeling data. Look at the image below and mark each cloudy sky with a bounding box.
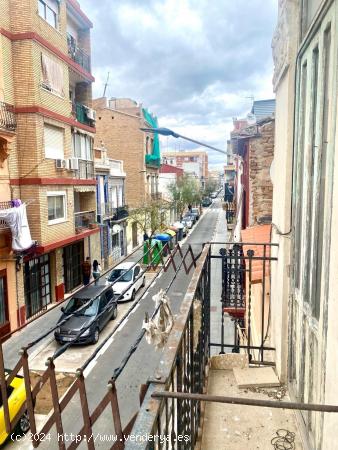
[80,0,277,169]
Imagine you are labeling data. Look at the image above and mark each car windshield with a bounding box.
[108,268,133,282]
[64,297,99,317]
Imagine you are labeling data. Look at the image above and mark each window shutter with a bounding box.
[41,53,64,96]
[44,125,64,159]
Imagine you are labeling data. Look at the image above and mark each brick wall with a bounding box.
[248,120,274,225]
[94,105,147,208]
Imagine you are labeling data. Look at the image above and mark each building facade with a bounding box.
[229,105,275,243]
[94,146,127,269]
[0,0,99,332]
[162,150,208,188]
[93,97,161,253]
[271,1,338,449]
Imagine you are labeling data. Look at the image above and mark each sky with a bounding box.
[80,0,278,169]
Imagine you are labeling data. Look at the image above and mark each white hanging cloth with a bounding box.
[0,203,35,251]
[142,289,174,350]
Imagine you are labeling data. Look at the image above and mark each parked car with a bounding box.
[106,262,145,302]
[190,208,200,220]
[181,217,193,229]
[54,284,118,345]
[183,213,196,225]
[202,197,212,207]
[0,370,30,445]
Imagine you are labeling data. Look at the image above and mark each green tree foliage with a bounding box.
[128,200,171,237]
[167,174,202,218]
[204,179,219,197]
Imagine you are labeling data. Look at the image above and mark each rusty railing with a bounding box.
[0,241,201,449]
[0,101,16,131]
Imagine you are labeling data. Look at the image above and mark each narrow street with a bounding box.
[7,195,229,449]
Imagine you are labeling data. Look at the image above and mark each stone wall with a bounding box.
[248,120,274,226]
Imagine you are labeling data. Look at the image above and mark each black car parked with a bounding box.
[54,284,118,345]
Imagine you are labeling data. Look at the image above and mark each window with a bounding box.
[41,54,64,96]
[0,275,8,325]
[47,192,66,223]
[44,124,64,159]
[72,133,93,160]
[38,0,58,28]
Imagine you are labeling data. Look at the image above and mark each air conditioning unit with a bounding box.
[55,159,66,169]
[86,108,96,121]
[68,157,79,170]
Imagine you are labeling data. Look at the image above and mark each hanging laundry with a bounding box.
[0,203,35,251]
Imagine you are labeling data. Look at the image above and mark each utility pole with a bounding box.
[103,72,110,97]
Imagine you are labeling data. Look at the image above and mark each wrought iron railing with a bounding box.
[67,33,91,73]
[75,159,94,179]
[111,205,129,221]
[74,210,96,230]
[0,201,12,229]
[0,101,16,131]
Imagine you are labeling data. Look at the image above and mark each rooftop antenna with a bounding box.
[103,72,110,97]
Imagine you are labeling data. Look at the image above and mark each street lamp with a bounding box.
[140,127,227,156]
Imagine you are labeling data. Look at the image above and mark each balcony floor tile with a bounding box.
[199,368,304,450]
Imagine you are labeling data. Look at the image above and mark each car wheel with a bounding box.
[141,276,146,288]
[92,328,99,344]
[14,411,30,436]
[111,305,118,320]
[131,289,136,301]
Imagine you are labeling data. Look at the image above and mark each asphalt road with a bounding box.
[6,196,227,449]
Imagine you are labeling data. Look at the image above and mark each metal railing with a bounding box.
[73,103,94,127]
[0,101,16,131]
[111,205,129,221]
[67,33,91,73]
[0,201,12,229]
[126,244,211,449]
[0,241,200,450]
[75,159,94,179]
[74,210,96,230]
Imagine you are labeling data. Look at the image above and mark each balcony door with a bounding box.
[63,241,84,293]
[290,7,336,449]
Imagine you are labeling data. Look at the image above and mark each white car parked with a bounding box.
[106,262,145,302]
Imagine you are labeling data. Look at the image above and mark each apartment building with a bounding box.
[94,146,127,269]
[271,1,338,448]
[0,0,99,330]
[230,108,275,238]
[93,97,161,252]
[162,150,208,188]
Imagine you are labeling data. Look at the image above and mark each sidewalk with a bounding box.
[210,200,233,355]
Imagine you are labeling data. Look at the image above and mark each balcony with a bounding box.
[111,205,129,222]
[0,201,12,230]
[74,210,97,233]
[74,159,94,179]
[0,101,16,132]
[73,103,95,128]
[67,33,91,73]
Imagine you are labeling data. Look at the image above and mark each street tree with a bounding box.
[204,179,218,197]
[167,174,202,219]
[128,200,171,238]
